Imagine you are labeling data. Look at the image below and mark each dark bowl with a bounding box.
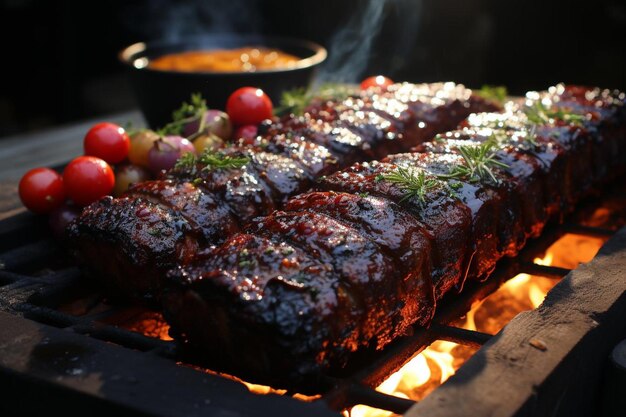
[119,34,327,129]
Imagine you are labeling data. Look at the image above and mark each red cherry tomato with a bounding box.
[18,168,65,214]
[360,75,394,90]
[84,122,130,164]
[63,156,115,206]
[226,87,273,126]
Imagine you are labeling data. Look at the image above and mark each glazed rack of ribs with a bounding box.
[68,82,498,298]
[66,82,626,391]
[158,84,626,389]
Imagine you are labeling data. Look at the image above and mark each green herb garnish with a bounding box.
[379,167,439,204]
[174,152,197,170]
[444,180,463,198]
[238,248,256,268]
[238,259,255,268]
[523,125,539,148]
[440,139,509,183]
[174,149,250,173]
[158,93,208,136]
[275,87,309,116]
[275,83,359,116]
[198,151,250,171]
[281,247,294,256]
[523,101,585,126]
[147,228,162,237]
[476,85,508,106]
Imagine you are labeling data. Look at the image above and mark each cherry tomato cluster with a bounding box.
[19,125,125,214]
[19,124,129,237]
[19,77,392,234]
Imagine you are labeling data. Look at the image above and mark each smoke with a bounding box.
[122,0,422,83]
[316,0,386,84]
[123,0,262,42]
[316,0,422,84]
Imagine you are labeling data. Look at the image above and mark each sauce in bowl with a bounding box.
[149,47,301,73]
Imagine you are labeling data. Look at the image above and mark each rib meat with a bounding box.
[162,84,626,388]
[69,83,497,298]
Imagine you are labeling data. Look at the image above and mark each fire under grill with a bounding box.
[1,179,625,417]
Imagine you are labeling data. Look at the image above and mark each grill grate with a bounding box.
[0,180,625,417]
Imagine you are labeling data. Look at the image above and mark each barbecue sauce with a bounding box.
[149,47,300,72]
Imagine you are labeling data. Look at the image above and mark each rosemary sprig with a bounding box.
[524,101,585,126]
[316,83,360,102]
[274,83,359,116]
[158,93,208,136]
[198,151,250,171]
[174,152,197,170]
[174,148,250,172]
[274,87,309,116]
[377,167,439,204]
[440,139,509,183]
[475,85,508,106]
[523,125,539,148]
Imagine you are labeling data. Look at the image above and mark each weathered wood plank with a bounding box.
[0,311,340,417]
[406,227,626,417]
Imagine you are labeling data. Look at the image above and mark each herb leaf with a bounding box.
[440,138,509,183]
[174,149,251,176]
[174,152,197,170]
[198,151,250,171]
[275,83,359,116]
[523,125,539,148]
[523,101,585,126]
[476,85,508,106]
[274,87,309,116]
[379,167,439,203]
[158,93,208,136]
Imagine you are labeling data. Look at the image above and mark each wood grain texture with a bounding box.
[406,227,626,417]
[0,311,339,417]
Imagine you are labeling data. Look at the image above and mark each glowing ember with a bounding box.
[347,232,607,416]
[106,309,174,341]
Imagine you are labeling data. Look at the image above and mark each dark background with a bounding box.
[1,0,624,138]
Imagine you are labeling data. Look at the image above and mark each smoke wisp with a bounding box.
[124,0,262,42]
[316,0,387,84]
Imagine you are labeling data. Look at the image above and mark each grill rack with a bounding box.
[0,187,622,416]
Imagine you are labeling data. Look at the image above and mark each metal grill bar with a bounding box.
[519,263,571,279]
[428,323,492,348]
[0,239,59,271]
[325,383,416,415]
[15,303,176,353]
[562,224,615,237]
